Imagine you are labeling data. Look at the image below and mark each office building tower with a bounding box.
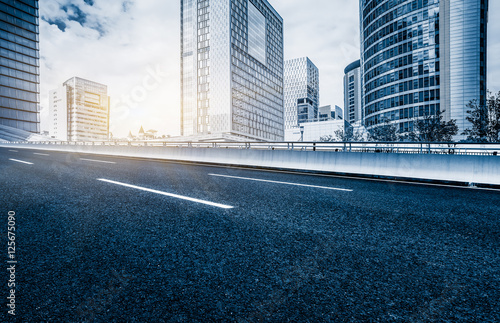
[318,105,343,121]
[343,60,362,124]
[360,0,488,138]
[318,105,334,121]
[297,98,315,124]
[284,57,319,129]
[440,0,488,138]
[180,0,284,141]
[0,0,40,133]
[49,77,110,141]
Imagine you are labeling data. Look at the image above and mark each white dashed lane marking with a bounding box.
[9,159,33,165]
[208,174,353,192]
[97,178,234,209]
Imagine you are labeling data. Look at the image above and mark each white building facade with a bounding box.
[285,119,346,142]
[49,77,109,141]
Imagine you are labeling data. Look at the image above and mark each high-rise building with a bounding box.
[360,0,488,139]
[440,0,488,138]
[343,60,362,124]
[284,57,319,129]
[49,77,110,141]
[0,0,40,133]
[180,0,284,141]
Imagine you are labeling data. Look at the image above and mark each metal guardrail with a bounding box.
[4,141,500,156]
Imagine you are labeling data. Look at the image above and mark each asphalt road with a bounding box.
[1,146,499,322]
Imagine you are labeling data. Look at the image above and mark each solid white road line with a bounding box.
[97,178,234,209]
[9,158,33,165]
[208,174,353,192]
[80,158,116,164]
[33,153,50,156]
[8,150,18,152]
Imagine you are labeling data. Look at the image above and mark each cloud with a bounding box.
[39,0,180,137]
[41,0,134,37]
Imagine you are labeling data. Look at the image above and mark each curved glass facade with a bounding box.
[360,0,488,137]
[360,0,441,133]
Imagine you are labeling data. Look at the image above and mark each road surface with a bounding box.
[1,147,499,321]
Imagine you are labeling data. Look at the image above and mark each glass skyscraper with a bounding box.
[360,0,488,138]
[0,0,40,133]
[181,0,284,141]
[284,57,319,129]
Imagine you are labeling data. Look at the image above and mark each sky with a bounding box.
[39,0,500,138]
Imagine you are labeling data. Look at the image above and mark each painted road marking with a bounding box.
[8,150,18,152]
[9,159,33,165]
[80,158,116,164]
[33,153,50,156]
[209,174,353,192]
[97,178,234,209]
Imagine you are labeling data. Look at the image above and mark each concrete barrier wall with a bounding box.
[2,143,500,185]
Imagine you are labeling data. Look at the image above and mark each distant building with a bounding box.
[284,57,319,129]
[127,127,158,141]
[318,105,343,121]
[297,98,316,124]
[49,77,110,141]
[0,0,40,133]
[145,129,158,140]
[285,119,347,142]
[180,0,284,141]
[343,60,362,124]
[138,126,145,139]
[285,105,345,141]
